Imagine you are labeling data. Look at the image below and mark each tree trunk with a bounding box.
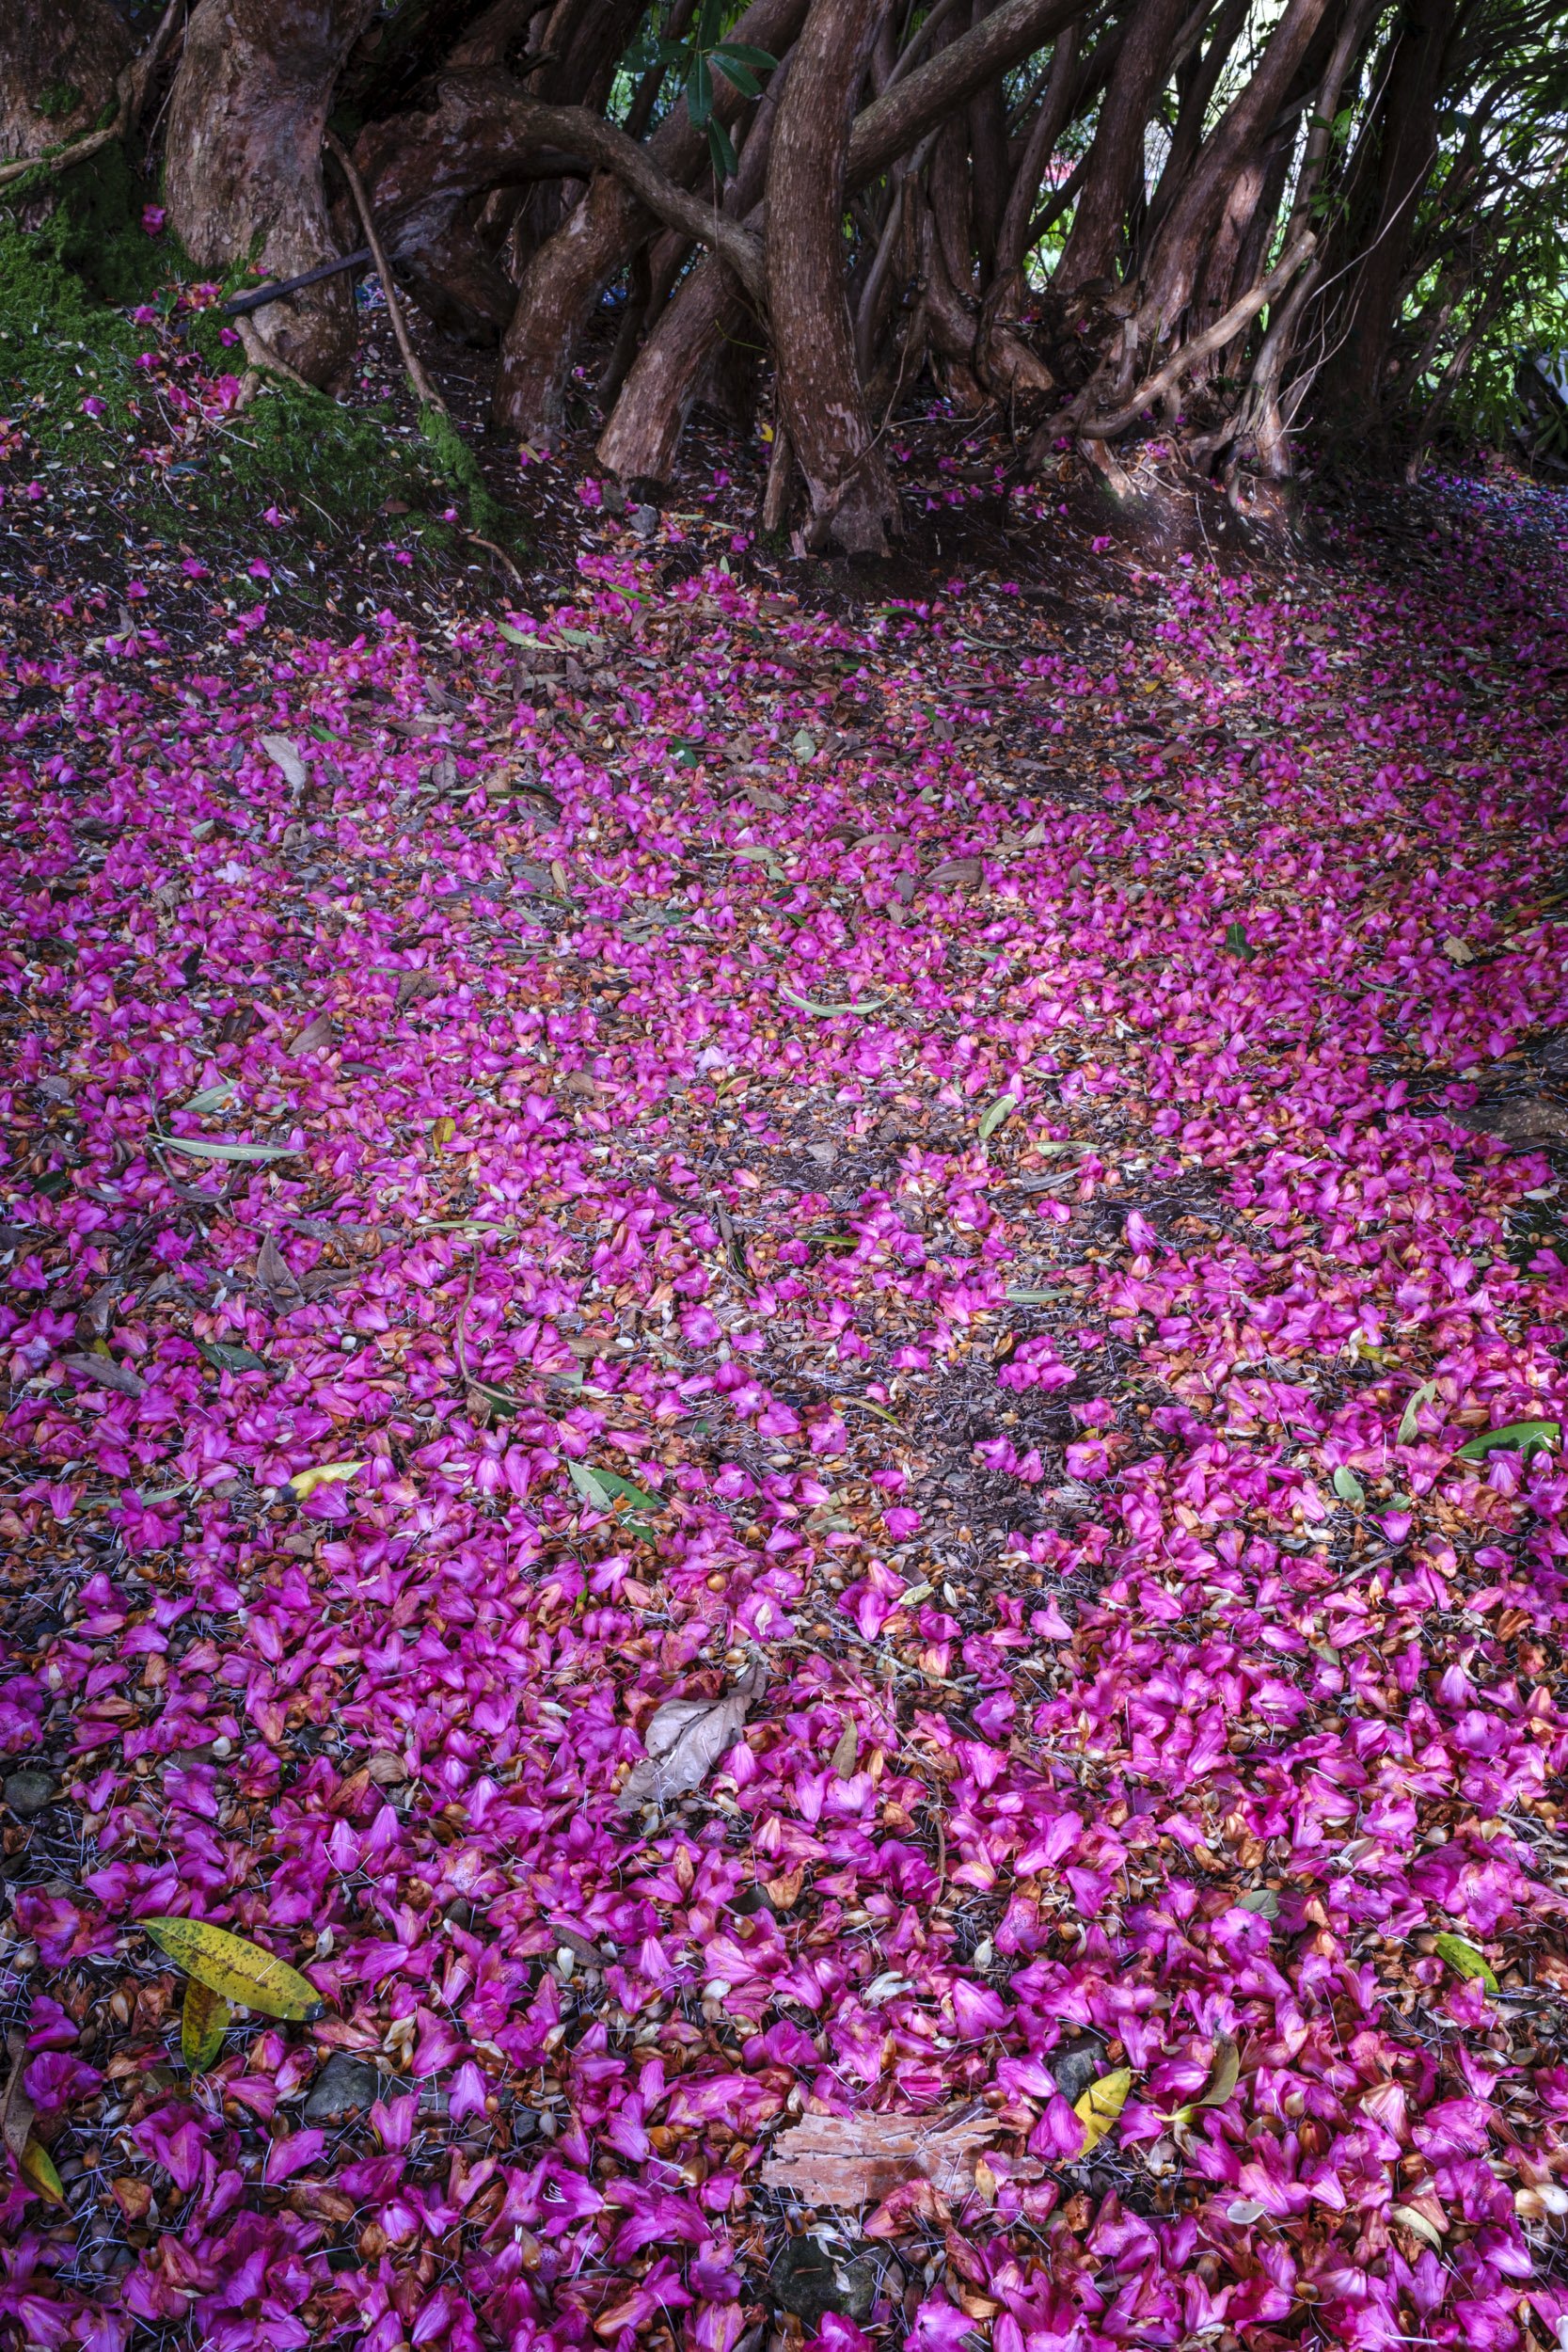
[490,0,811,442]
[967,1,1009,280]
[1315,0,1458,432]
[596,61,788,484]
[994,21,1078,276]
[596,253,749,485]
[1054,0,1188,292]
[0,0,132,167]
[768,0,899,556]
[1139,0,1336,339]
[166,0,376,387]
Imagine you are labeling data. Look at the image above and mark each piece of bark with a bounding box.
[760,2100,1001,2204]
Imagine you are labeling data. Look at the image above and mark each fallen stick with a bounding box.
[223,250,371,316]
[324,130,448,417]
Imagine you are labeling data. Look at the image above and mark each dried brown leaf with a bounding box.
[619,1662,767,1810]
[290,1010,335,1055]
[926,857,983,891]
[256,1233,305,1313]
[58,1351,144,1398]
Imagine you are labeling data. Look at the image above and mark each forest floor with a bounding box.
[4,303,1568,2352]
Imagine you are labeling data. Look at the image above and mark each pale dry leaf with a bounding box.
[58,1352,144,1398]
[290,1010,335,1055]
[0,2030,35,2160]
[259,734,308,790]
[619,1662,767,1810]
[760,2100,999,2204]
[256,1233,305,1313]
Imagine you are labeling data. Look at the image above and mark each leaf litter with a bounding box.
[1,462,1568,2350]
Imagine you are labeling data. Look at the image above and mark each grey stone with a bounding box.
[1049,2035,1104,2104]
[303,2053,384,2123]
[4,1769,56,1819]
[629,504,658,540]
[770,2239,895,2327]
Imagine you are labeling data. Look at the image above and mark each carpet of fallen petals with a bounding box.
[3,465,1568,2352]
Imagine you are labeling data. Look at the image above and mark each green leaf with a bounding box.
[1224,922,1254,958]
[144,1917,325,2020]
[780,984,887,1017]
[790,727,816,760]
[199,1341,269,1375]
[568,1460,664,1518]
[496,620,534,646]
[285,1459,364,1501]
[1455,1418,1559,1461]
[156,1134,297,1163]
[1397,1380,1438,1445]
[1005,1286,1067,1304]
[19,2137,65,2204]
[1431,1931,1498,1994]
[709,51,761,96]
[978,1093,1018,1143]
[711,40,776,68]
[687,50,712,127]
[182,1083,237,1114]
[707,115,738,182]
[1074,2067,1132,2153]
[1331,1465,1365,1505]
[1236,1887,1279,1918]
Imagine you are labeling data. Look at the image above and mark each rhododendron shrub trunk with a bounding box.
[164,0,379,386]
[765,0,901,555]
[22,0,1566,482]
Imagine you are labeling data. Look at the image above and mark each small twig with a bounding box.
[324,129,447,416]
[464,532,523,582]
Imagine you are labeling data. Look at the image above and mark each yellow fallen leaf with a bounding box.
[1073,2066,1132,2154]
[1197,2030,1241,2107]
[432,1116,456,1149]
[182,1978,230,2071]
[286,1459,363,1501]
[20,2137,65,2203]
[143,1917,324,2021]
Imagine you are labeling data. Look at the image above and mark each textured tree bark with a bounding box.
[967,2,1009,279]
[1315,0,1458,430]
[489,0,810,440]
[1138,0,1336,338]
[767,0,900,556]
[994,21,1078,275]
[597,254,748,485]
[1053,0,1188,291]
[1143,0,1246,238]
[165,0,376,387]
[595,64,787,483]
[847,0,1078,183]
[0,0,132,167]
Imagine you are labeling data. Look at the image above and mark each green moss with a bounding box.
[33,81,85,121]
[0,138,522,558]
[418,403,504,538]
[0,211,145,447]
